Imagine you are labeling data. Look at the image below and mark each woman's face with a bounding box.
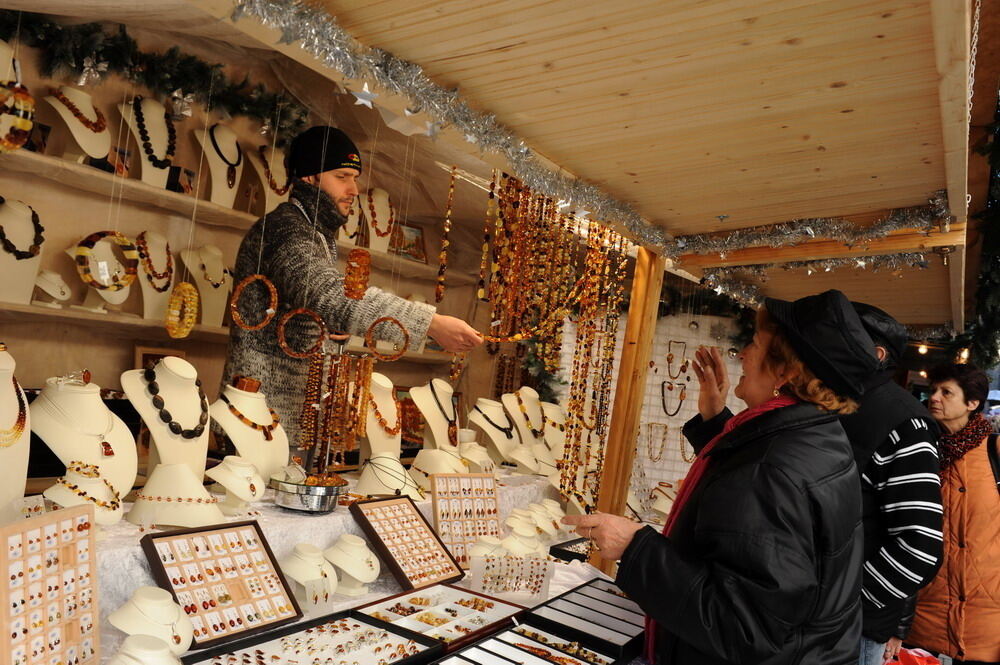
[734,328,783,408]
[928,379,978,432]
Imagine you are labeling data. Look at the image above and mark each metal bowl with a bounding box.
[269,477,346,513]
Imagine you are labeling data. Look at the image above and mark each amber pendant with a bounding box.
[227,165,237,188]
[172,633,181,645]
[263,428,273,442]
[249,483,257,495]
[101,441,115,457]
[448,422,458,447]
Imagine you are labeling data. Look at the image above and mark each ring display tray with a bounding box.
[1,505,100,665]
[356,583,525,652]
[180,609,444,665]
[429,474,500,569]
[349,497,463,590]
[139,520,302,649]
[548,537,589,562]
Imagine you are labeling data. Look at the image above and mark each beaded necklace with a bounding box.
[135,231,172,293]
[514,390,545,439]
[473,405,514,440]
[0,376,27,448]
[257,145,290,195]
[428,380,458,447]
[51,90,106,133]
[666,340,688,379]
[365,189,396,238]
[645,422,668,463]
[0,197,44,260]
[208,124,243,188]
[368,393,401,436]
[142,367,208,439]
[131,96,176,170]
[435,165,457,303]
[219,393,279,441]
[660,381,687,418]
[57,462,120,511]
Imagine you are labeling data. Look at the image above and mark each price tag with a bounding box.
[96,261,111,284]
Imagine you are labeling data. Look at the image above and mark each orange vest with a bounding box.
[908,437,1000,662]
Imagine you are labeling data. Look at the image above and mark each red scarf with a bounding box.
[644,394,799,662]
[939,413,992,469]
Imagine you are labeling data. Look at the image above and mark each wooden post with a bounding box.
[593,247,665,574]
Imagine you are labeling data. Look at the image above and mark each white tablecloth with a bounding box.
[96,470,569,660]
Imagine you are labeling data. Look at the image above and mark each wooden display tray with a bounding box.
[180,609,444,665]
[522,578,645,662]
[139,520,302,650]
[429,473,501,569]
[1,505,100,665]
[349,496,464,591]
[355,583,526,653]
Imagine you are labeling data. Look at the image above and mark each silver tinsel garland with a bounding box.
[905,324,956,341]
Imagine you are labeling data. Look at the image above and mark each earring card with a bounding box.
[429,474,500,569]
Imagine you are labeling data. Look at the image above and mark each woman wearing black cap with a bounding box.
[224,126,482,446]
[564,290,874,665]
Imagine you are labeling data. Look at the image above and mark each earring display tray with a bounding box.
[468,555,553,600]
[180,609,443,665]
[2,505,99,665]
[349,497,463,590]
[548,537,590,562]
[429,474,501,569]
[139,520,302,649]
[434,621,620,665]
[356,583,525,652]
[523,578,644,661]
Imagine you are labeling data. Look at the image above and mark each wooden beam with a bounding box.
[593,247,665,574]
[949,244,966,331]
[930,0,971,224]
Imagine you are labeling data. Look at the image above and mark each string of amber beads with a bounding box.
[165,282,199,339]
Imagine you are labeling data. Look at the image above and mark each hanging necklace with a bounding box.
[660,381,687,418]
[428,381,458,447]
[473,405,514,439]
[366,189,395,238]
[368,393,401,436]
[219,393,279,441]
[0,376,27,448]
[209,124,243,188]
[132,599,183,645]
[0,196,44,261]
[257,145,289,195]
[135,232,172,293]
[132,96,176,170]
[143,367,208,439]
[514,390,545,439]
[645,422,668,463]
[51,89,107,133]
[666,340,688,380]
[35,394,117,457]
[199,252,228,289]
[363,457,423,497]
[677,427,696,463]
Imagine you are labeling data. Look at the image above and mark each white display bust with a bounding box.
[30,375,137,496]
[650,481,676,517]
[0,346,29,525]
[126,463,224,529]
[540,402,566,459]
[527,503,562,539]
[209,376,288,483]
[204,456,265,516]
[500,518,547,557]
[323,534,379,596]
[356,373,423,500]
[363,187,394,255]
[108,586,193,656]
[468,535,509,558]
[135,231,173,320]
[179,246,230,327]
[32,269,71,309]
[122,357,209,480]
[476,396,538,474]
[408,379,468,489]
[280,543,338,607]
[65,236,130,313]
[457,428,496,476]
[43,463,123,526]
[107,634,183,665]
[0,198,43,305]
[245,144,290,211]
[119,96,171,189]
[42,86,111,160]
[540,498,572,534]
[192,123,243,208]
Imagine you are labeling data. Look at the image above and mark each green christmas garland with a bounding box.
[0,10,310,141]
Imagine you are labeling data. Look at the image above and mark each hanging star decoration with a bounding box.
[573,208,591,220]
[425,121,440,138]
[465,133,478,143]
[169,89,195,121]
[351,82,377,109]
[76,55,108,86]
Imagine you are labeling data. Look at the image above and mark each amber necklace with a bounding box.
[660,381,687,418]
[34,394,117,457]
[51,89,107,133]
[514,389,545,439]
[368,393,401,436]
[209,124,243,188]
[429,380,459,447]
[0,196,44,261]
[645,422,668,463]
[666,340,688,379]
[219,393,280,441]
[366,189,395,238]
[135,232,172,293]
[0,375,27,448]
[132,600,183,646]
[257,145,290,195]
[473,405,514,440]
[132,96,176,169]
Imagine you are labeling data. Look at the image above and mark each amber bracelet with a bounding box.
[132,493,218,504]
[364,316,409,362]
[0,82,34,153]
[344,248,371,300]
[165,282,199,339]
[230,274,278,330]
[277,307,326,359]
[74,230,139,291]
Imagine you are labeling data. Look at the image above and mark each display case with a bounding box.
[434,622,621,665]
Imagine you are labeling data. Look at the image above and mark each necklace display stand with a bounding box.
[108,586,193,655]
[126,463,224,528]
[30,376,137,495]
[323,534,380,596]
[32,269,71,308]
[650,481,677,517]
[245,144,290,211]
[135,230,173,320]
[540,402,566,458]
[42,86,111,161]
[180,245,230,327]
[511,508,555,543]
[0,198,43,305]
[210,378,288,483]
[468,398,537,473]
[122,357,209,480]
[540,498,572,534]
[500,518,546,557]
[408,379,469,490]
[279,543,338,610]
[192,124,243,208]
[66,238,131,313]
[502,387,555,479]
[119,97,171,189]
[364,187,394,255]
[204,456,266,516]
[43,464,122,525]
[457,428,496,476]
[356,373,423,500]
[107,634,184,665]
[468,535,509,558]
[527,503,563,538]
[0,346,29,525]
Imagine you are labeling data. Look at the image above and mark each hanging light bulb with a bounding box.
[959,348,970,363]
[918,370,928,378]
[917,343,928,355]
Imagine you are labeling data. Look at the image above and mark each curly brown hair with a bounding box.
[756,307,859,414]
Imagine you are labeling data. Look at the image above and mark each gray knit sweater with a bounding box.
[222,180,436,447]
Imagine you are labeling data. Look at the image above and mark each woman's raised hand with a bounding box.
[691,345,731,420]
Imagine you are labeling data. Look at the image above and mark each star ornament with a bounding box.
[351,82,377,109]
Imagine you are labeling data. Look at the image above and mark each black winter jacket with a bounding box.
[616,404,864,665]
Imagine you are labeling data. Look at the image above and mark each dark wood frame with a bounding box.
[139,520,302,650]
[349,496,464,590]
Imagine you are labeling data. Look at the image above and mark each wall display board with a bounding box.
[429,474,500,569]
[139,520,302,649]
[349,497,463,591]
[1,505,99,665]
[356,583,524,652]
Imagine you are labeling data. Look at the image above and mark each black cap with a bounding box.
[763,290,879,400]
[288,126,362,177]
[851,302,907,368]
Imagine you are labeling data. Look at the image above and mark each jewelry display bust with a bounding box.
[540,498,572,533]
[501,387,554,478]
[209,376,288,483]
[511,508,555,542]
[279,543,338,608]
[107,634,184,665]
[30,374,137,496]
[65,236,130,313]
[527,503,562,539]
[0,197,43,305]
[179,245,230,327]
[43,461,122,525]
[108,586,193,656]
[126,463,224,529]
[468,536,509,559]
[323,534,380,596]
[408,379,469,490]
[356,373,423,500]
[540,402,566,459]
[650,481,677,517]
[204,456,265,516]
[245,144,290,211]
[192,123,243,208]
[471,397,538,474]
[32,269,71,309]
[500,518,547,557]
[42,85,110,160]
[0,345,29,525]
[457,428,496,476]
[119,96,172,189]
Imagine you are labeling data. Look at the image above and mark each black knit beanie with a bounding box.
[288,126,362,177]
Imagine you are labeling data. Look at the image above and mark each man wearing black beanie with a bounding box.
[223,125,482,446]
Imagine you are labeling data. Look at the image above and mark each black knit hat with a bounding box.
[288,126,362,177]
[851,302,907,368]
[763,290,879,400]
